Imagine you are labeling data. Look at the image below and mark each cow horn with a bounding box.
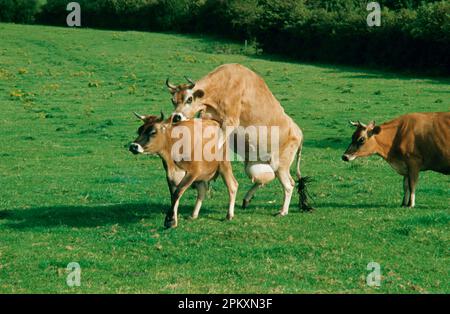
[134,112,146,121]
[166,78,177,90]
[349,120,366,128]
[184,76,196,88]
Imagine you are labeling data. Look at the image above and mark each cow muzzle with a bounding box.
[341,154,356,162]
[129,143,144,155]
[172,113,187,124]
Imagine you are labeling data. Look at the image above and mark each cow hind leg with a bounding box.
[275,168,295,216]
[191,181,208,219]
[274,138,304,215]
[219,162,239,220]
[242,183,263,209]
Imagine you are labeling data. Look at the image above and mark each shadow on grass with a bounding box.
[305,137,346,150]
[249,199,399,212]
[0,202,216,230]
[318,202,399,209]
[332,72,450,85]
[236,47,450,82]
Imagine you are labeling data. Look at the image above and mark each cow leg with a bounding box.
[276,168,295,216]
[167,178,176,198]
[191,181,208,219]
[402,176,410,207]
[219,162,239,220]
[165,173,197,228]
[407,170,419,208]
[242,183,262,209]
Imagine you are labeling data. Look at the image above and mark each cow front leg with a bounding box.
[165,174,196,228]
[167,179,176,199]
[401,176,410,207]
[407,170,419,208]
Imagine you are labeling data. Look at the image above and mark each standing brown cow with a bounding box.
[130,113,209,222]
[166,63,312,215]
[130,114,238,228]
[342,112,450,207]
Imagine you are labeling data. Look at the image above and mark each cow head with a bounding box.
[166,77,205,123]
[129,112,167,155]
[342,120,381,161]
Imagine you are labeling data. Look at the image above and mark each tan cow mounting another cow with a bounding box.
[342,112,450,207]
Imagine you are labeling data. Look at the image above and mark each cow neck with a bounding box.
[159,150,177,169]
[373,121,399,160]
[157,135,174,166]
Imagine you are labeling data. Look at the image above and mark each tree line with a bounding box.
[0,0,448,74]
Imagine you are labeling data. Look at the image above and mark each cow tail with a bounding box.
[295,142,313,211]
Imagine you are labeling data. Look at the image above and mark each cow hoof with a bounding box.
[242,199,250,209]
[275,211,288,217]
[226,214,234,221]
[189,215,199,220]
[164,217,177,228]
[165,221,177,228]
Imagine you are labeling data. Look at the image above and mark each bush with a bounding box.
[412,1,450,42]
[0,0,39,23]
[379,0,442,10]
[37,0,196,31]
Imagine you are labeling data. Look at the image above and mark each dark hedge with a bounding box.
[1,0,448,74]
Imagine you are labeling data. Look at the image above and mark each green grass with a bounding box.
[0,23,449,293]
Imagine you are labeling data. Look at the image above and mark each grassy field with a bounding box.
[0,23,448,293]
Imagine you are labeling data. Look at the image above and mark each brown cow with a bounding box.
[166,63,312,215]
[130,114,238,228]
[130,113,209,222]
[342,112,450,207]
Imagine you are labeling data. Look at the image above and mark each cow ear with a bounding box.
[193,89,204,99]
[372,126,381,135]
[368,126,381,137]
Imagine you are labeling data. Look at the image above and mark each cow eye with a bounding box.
[149,129,157,136]
[186,96,193,104]
[357,137,365,144]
